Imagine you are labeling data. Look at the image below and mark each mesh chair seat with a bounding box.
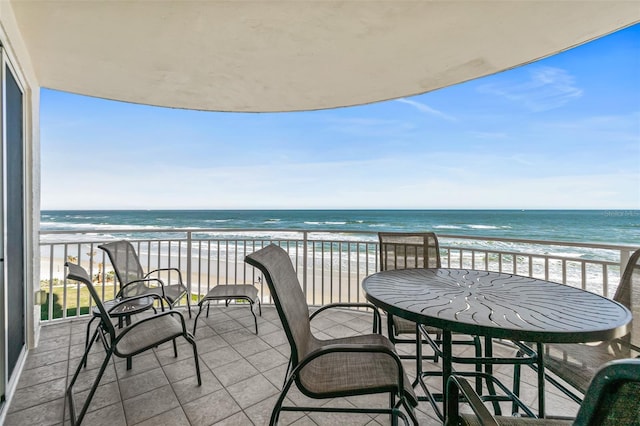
[145,284,190,305]
[542,341,624,395]
[300,333,418,405]
[602,381,640,425]
[393,316,417,334]
[393,315,455,336]
[116,314,185,356]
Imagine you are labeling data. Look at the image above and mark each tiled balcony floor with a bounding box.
[5,306,579,425]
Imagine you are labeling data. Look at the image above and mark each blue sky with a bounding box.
[41,24,639,210]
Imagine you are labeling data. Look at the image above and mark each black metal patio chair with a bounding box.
[246,244,418,425]
[379,232,444,355]
[65,262,201,426]
[380,233,482,353]
[446,358,640,425]
[99,240,192,317]
[513,248,640,406]
[379,233,484,380]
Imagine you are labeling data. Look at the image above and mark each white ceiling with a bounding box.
[9,1,640,112]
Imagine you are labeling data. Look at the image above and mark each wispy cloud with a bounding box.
[395,98,456,121]
[478,67,583,111]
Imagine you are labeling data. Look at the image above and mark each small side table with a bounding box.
[193,285,261,335]
[101,296,157,327]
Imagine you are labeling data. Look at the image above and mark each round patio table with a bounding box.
[362,268,632,419]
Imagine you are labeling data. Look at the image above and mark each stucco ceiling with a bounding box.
[9,1,640,112]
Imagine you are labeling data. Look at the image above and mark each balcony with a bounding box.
[8,229,633,424]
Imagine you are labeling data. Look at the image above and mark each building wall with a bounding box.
[0,0,41,417]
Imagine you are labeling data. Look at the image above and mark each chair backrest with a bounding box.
[245,244,311,367]
[613,248,640,352]
[99,240,146,296]
[378,232,441,271]
[574,358,640,425]
[65,262,116,338]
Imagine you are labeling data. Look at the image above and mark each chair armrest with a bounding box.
[146,268,184,283]
[309,302,382,333]
[445,375,499,426]
[117,278,166,298]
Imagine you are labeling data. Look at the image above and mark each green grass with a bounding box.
[41,284,117,320]
[40,284,204,320]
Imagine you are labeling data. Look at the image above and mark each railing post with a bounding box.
[186,231,192,299]
[303,231,308,297]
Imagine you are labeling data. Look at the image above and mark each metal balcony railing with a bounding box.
[39,229,639,323]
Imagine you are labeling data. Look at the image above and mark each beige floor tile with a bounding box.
[123,384,180,424]
[4,397,65,426]
[182,389,242,426]
[226,374,280,408]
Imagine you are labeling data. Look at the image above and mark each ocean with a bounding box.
[41,209,640,245]
[39,210,640,296]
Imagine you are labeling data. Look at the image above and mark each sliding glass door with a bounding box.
[0,48,25,405]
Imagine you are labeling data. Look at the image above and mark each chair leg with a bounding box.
[387,314,395,342]
[250,300,259,334]
[483,337,502,415]
[83,318,100,368]
[512,354,523,415]
[173,338,178,358]
[282,359,292,389]
[271,370,297,426]
[68,345,113,426]
[185,333,202,386]
[390,392,397,426]
[193,301,206,335]
[185,290,192,318]
[474,336,483,395]
[258,298,262,316]
[401,397,419,425]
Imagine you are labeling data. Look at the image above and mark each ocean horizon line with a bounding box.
[41,208,640,212]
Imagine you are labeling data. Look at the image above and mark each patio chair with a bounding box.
[65,262,201,426]
[99,240,192,317]
[513,248,640,405]
[379,232,482,368]
[245,244,418,425]
[446,358,640,426]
